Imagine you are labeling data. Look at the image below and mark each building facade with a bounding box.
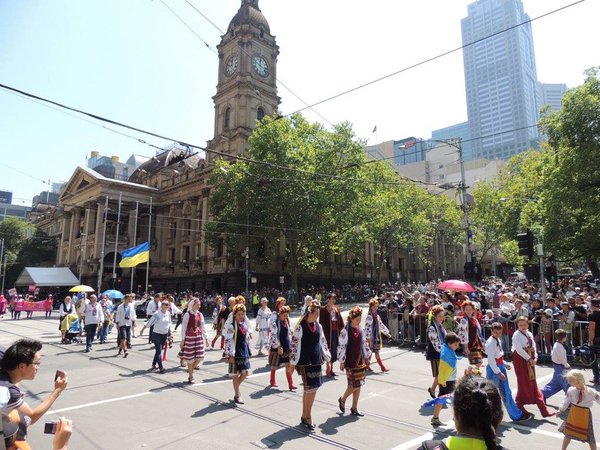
[462,0,540,160]
[33,1,438,293]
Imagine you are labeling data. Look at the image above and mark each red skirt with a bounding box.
[513,352,544,405]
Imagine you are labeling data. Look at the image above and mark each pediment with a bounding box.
[59,166,102,202]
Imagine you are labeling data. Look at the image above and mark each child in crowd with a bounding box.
[431,332,461,427]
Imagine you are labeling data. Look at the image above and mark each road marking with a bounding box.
[49,366,278,414]
[389,432,433,450]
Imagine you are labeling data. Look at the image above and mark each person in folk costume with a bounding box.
[300,295,313,316]
[558,369,600,450]
[211,295,227,349]
[224,304,252,405]
[542,328,571,402]
[364,298,391,373]
[223,296,252,376]
[512,316,557,418]
[337,306,371,417]
[485,322,533,422]
[268,305,296,390]
[179,298,208,384]
[289,299,331,431]
[271,296,287,323]
[319,292,344,378]
[255,298,271,356]
[426,305,447,398]
[458,300,484,366]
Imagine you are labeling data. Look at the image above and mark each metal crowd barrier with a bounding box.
[386,310,591,360]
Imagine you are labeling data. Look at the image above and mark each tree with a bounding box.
[206,114,371,290]
[539,67,600,275]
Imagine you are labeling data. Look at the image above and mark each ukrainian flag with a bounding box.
[119,242,150,268]
[438,343,458,387]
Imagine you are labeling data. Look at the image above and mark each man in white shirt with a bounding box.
[115,294,137,357]
[82,295,104,353]
[485,322,532,422]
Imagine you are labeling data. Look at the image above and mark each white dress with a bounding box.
[255,307,271,349]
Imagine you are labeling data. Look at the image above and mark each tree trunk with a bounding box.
[588,259,600,279]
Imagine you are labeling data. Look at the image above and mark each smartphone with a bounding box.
[54,370,65,381]
[44,421,58,434]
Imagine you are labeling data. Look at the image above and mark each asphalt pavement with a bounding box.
[1,308,599,450]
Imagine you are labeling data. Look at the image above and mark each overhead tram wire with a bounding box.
[283,0,586,118]
[158,0,218,56]
[1,87,165,153]
[0,82,438,186]
[182,0,334,127]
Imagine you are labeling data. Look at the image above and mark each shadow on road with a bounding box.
[318,414,358,435]
[191,401,232,418]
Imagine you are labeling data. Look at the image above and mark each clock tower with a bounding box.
[207,0,280,162]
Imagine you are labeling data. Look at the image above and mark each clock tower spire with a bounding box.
[206,0,280,162]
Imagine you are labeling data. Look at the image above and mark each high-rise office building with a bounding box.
[462,0,540,160]
[539,83,567,112]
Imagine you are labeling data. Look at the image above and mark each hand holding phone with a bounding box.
[54,370,68,391]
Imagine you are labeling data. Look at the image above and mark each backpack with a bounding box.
[418,440,449,450]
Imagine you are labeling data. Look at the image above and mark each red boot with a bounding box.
[376,355,390,373]
[211,336,218,348]
[220,336,225,350]
[286,371,297,391]
[270,368,278,387]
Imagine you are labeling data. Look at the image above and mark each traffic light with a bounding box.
[517,230,534,259]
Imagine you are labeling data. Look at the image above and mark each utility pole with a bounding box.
[111,192,122,289]
[456,137,471,265]
[538,242,546,300]
[78,233,87,283]
[98,196,109,293]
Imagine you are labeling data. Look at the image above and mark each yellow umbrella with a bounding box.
[69,285,95,293]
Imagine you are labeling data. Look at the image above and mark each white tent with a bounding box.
[14,267,79,287]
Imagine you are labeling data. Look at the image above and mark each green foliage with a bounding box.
[472,68,600,273]
[206,114,463,287]
[539,68,600,262]
[207,114,371,287]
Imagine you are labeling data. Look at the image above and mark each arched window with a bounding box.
[257,107,265,121]
[224,107,231,130]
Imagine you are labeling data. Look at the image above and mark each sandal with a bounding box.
[350,408,364,417]
[188,376,195,384]
[338,397,345,414]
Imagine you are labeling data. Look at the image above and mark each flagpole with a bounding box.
[98,196,109,293]
[145,196,152,296]
[130,201,139,294]
[111,192,122,289]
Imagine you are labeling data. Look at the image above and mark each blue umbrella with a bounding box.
[101,289,124,299]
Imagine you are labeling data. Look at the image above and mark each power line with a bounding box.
[285,0,585,117]
[0,82,438,186]
[158,0,218,56]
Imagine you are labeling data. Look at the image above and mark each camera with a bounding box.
[44,420,58,434]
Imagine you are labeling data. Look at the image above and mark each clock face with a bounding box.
[225,56,238,76]
[252,55,269,77]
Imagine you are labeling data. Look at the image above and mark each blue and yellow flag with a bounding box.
[119,242,150,268]
[438,343,458,387]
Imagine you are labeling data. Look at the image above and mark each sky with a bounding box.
[0,0,598,206]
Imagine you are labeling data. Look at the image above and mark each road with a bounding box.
[1,308,598,450]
